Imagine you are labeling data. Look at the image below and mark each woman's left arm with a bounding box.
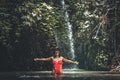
[62,57,79,64]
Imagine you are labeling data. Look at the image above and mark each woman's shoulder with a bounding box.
[60,56,64,59]
[50,56,54,59]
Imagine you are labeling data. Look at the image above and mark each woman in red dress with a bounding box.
[34,49,79,75]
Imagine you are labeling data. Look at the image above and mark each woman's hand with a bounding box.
[62,57,79,64]
[74,61,79,64]
[34,58,39,61]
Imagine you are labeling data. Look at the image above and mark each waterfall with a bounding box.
[65,12,75,59]
[61,0,75,59]
[61,0,77,69]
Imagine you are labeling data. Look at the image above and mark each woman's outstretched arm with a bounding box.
[34,57,52,61]
[62,57,79,64]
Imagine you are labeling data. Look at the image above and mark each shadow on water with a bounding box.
[18,76,120,80]
[0,71,120,80]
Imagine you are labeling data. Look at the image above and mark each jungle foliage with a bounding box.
[0,0,120,71]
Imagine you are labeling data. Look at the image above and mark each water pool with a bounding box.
[0,71,120,80]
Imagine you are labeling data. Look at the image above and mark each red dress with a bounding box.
[52,59,63,75]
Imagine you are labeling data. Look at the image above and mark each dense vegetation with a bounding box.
[0,0,120,71]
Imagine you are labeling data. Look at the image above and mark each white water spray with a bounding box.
[61,0,75,60]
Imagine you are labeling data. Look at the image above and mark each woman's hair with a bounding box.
[53,48,61,58]
[55,47,60,51]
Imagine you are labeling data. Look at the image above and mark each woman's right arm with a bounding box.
[34,57,52,61]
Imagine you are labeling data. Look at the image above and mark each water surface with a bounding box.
[0,71,120,80]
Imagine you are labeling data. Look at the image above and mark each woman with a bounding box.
[34,49,79,75]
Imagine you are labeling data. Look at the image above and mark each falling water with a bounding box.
[61,0,75,60]
[61,0,77,69]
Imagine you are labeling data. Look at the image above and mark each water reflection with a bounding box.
[55,76,62,80]
[18,74,120,80]
[0,72,120,80]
